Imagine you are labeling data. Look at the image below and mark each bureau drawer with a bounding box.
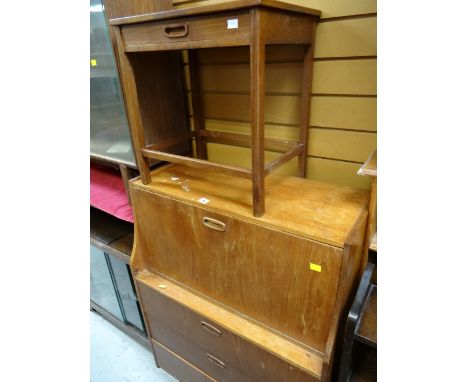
[152,340,216,382]
[138,280,320,382]
[121,11,251,52]
[154,322,252,382]
[132,188,343,352]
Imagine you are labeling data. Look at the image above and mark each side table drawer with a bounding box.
[152,340,217,382]
[121,11,251,51]
[138,280,320,382]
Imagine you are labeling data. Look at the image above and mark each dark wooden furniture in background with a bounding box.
[90,0,152,346]
[338,263,377,382]
[357,150,377,269]
[129,163,369,382]
[90,207,148,348]
[109,0,321,217]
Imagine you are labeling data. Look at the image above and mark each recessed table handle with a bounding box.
[206,353,226,369]
[202,217,226,232]
[163,23,189,38]
[201,321,222,337]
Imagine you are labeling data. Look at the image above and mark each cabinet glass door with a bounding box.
[108,256,145,332]
[90,245,123,320]
[90,0,135,166]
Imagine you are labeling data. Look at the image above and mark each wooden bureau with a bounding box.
[130,164,369,381]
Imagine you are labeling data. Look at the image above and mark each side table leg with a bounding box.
[112,26,151,184]
[188,50,208,160]
[250,8,266,217]
[298,22,317,178]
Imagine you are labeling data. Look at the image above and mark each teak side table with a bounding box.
[110,0,321,216]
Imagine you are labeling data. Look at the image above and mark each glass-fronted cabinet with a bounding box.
[90,245,123,320]
[90,0,136,166]
[107,255,145,332]
[90,244,146,334]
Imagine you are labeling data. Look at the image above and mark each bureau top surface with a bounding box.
[131,164,369,248]
[109,0,321,26]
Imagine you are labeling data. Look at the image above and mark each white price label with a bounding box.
[227,18,238,29]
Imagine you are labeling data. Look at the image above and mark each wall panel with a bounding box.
[194,93,376,133]
[206,143,372,189]
[312,59,376,95]
[189,58,377,95]
[195,119,376,162]
[311,96,376,131]
[314,17,377,58]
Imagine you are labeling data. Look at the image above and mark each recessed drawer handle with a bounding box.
[206,353,226,369]
[163,23,189,38]
[202,217,226,232]
[201,321,222,337]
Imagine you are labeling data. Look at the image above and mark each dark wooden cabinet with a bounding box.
[90,207,148,348]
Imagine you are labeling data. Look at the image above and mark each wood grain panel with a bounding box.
[314,17,376,58]
[187,58,376,95]
[121,11,251,52]
[174,0,377,19]
[128,51,191,152]
[264,8,316,45]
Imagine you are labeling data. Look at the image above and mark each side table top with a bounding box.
[109,0,321,26]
